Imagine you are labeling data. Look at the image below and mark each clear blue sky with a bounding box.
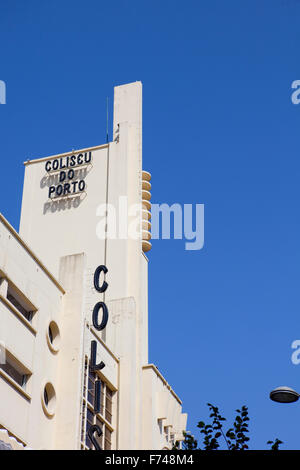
[1,0,300,450]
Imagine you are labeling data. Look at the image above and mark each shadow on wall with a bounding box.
[41,164,91,215]
[40,166,90,190]
[43,194,86,214]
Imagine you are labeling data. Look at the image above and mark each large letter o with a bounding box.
[92,302,109,331]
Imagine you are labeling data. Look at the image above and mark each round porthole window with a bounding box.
[46,321,60,353]
[42,382,56,417]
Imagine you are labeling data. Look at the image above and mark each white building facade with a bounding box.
[0,82,187,450]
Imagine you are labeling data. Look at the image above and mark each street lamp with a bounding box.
[269,386,300,404]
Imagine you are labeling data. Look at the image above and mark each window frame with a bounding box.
[80,356,115,450]
[0,348,32,398]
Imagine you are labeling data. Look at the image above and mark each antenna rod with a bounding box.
[106,97,109,143]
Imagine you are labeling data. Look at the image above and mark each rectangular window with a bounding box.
[158,418,163,434]
[85,408,94,448]
[81,401,86,444]
[87,368,95,406]
[6,284,36,323]
[96,416,104,448]
[105,388,112,424]
[164,426,169,442]
[0,351,30,389]
[104,427,112,450]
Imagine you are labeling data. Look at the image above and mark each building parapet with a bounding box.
[142,364,182,405]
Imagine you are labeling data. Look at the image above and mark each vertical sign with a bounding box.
[88,265,109,450]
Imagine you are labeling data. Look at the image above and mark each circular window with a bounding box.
[41,382,56,417]
[46,321,60,353]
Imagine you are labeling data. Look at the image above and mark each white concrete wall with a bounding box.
[54,253,86,449]
[19,145,108,279]
[0,214,63,449]
[142,365,187,449]
[15,81,187,450]
[18,82,149,450]
[55,253,119,449]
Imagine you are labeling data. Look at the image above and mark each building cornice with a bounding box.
[0,213,65,294]
[23,143,109,166]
